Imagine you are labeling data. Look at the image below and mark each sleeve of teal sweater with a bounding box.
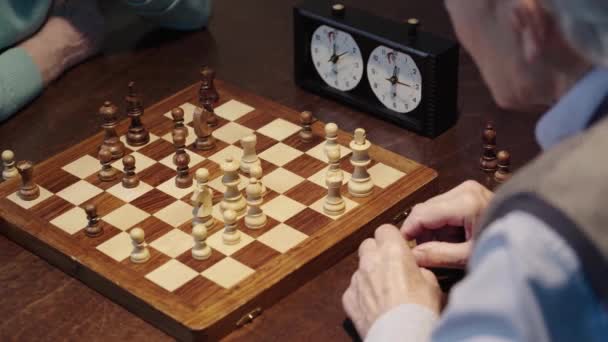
[0,0,52,50]
[123,0,212,31]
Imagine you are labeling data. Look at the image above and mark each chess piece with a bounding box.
[193,107,216,150]
[480,122,498,172]
[326,146,342,180]
[245,178,266,229]
[249,164,267,196]
[192,223,212,260]
[324,175,345,216]
[2,150,19,180]
[299,111,314,143]
[494,150,512,184]
[324,122,340,162]
[99,101,125,160]
[171,107,189,138]
[16,161,39,201]
[199,66,219,127]
[348,128,374,197]
[122,155,139,188]
[129,227,150,263]
[222,209,241,245]
[84,204,103,237]
[173,133,193,188]
[125,81,150,146]
[240,135,261,174]
[98,148,118,182]
[191,168,214,228]
[220,157,247,216]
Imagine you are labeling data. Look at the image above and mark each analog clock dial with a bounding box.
[310,25,363,91]
[367,46,422,113]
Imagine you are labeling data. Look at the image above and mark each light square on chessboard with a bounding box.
[207,144,243,165]
[212,122,254,145]
[308,167,351,189]
[341,183,383,205]
[96,231,132,262]
[283,154,327,179]
[283,180,326,206]
[56,180,103,206]
[137,138,175,161]
[149,228,192,258]
[34,168,80,194]
[231,240,280,270]
[368,163,406,188]
[102,203,150,231]
[305,141,351,163]
[62,155,100,179]
[162,125,196,147]
[173,276,225,309]
[112,151,157,173]
[206,229,254,256]
[106,181,153,203]
[153,200,192,227]
[84,169,123,191]
[130,216,174,243]
[234,109,276,130]
[201,257,255,289]
[7,186,53,210]
[236,133,278,154]
[120,246,172,276]
[119,134,160,152]
[257,118,301,142]
[80,192,126,217]
[156,177,194,200]
[285,208,333,236]
[258,142,303,167]
[234,214,281,239]
[31,195,73,222]
[262,168,304,194]
[261,195,306,222]
[257,223,308,253]
[158,150,205,170]
[73,221,122,248]
[138,163,175,187]
[282,131,324,153]
[214,99,254,121]
[309,196,359,219]
[162,102,197,124]
[50,206,88,235]
[145,259,199,292]
[208,172,248,193]
[131,188,178,215]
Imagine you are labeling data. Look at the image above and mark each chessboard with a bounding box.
[0,75,437,341]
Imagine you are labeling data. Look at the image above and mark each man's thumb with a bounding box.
[412,240,471,269]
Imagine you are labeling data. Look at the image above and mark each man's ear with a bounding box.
[511,0,550,63]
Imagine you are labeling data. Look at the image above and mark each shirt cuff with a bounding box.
[365,304,438,342]
[0,47,43,122]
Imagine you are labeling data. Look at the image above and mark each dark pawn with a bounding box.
[84,204,103,237]
[171,107,189,138]
[122,155,139,188]
[16,161,39,201]
[494,150,512,184]
[199,66,219,127]
[126,81,150,146]
[173,133,192,188]
[98,148,118,182]
[299,111,314,143]
[99,101,125,160]
[480,122,498,172]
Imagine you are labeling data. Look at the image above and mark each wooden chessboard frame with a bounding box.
[0,80,437,341]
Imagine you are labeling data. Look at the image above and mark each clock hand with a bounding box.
[385,78,412,88]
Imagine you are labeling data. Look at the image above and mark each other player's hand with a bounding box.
[401,180,493,269]
[342,225,442,339]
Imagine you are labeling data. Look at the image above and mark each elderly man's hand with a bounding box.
[342,224,442,339]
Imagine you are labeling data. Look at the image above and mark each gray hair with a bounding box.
[541,0,608,66]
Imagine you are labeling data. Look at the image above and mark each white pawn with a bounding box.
[245,178,267,229]
[191,168,214,228]
[130,227,150,263]
[222,209,241,245]
[192,224,212,260]
[324,175,345,216]
[326,146,342,180]
[323,123,339,162]
[348,128,374,197]
[249,164,267,196]
[220,157,247,216]
[239,134,261,174]
[2,150,19,180]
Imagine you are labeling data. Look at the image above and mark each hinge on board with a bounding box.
[392,208,412,225]
[236,307,262,328]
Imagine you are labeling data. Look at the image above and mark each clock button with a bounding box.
[407,18,420,37]
[331,3,345,17]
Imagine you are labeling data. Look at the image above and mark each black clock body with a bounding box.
[294,0,460,137]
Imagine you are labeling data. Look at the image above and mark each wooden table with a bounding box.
[0,0,542,340]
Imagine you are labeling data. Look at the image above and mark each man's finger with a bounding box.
[412,240,472,269]
[401,200,469,240]
[358,238,377,258]
[374,224,403,246]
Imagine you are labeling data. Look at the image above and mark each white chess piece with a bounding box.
[222,209,241,245]
[191,168,214,228]
[245,178,267,229]
[220,157,247,216]
[324,174,345,216]
[192,224,212,260]
[325,146,342,180]
[323,122,339,162]
[239,134,261,174]
[249,164,266,196]
[130,227,150,263]
[2,150,19,180]
[348,128,374,197]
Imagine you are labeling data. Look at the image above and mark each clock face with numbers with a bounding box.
[310,25,364,91]
[366,46,422,113]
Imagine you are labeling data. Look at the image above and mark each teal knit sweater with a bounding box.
[0,0,212,122]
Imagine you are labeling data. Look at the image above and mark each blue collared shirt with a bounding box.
[366,68,608,342]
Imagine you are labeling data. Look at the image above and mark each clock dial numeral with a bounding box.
[310,25,363,91]
[366,45,422,113]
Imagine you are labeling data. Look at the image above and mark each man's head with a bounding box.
[445,0,607,111]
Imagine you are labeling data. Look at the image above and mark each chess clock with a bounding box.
[294,0,460,137]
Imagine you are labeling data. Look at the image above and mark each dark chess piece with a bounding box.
[173,133,192,188]
[122,155,139,188]
[299,111,314,143]
[199,66,219,127]
[98,148,118,182]
[193,107,215,150]
[480,122,498,172]
[494,150,512,184]
[16,161,39,201]
[99,101,125,160]
[171,107,189,138]
[125,81,150,146]
[84,204,103,237]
